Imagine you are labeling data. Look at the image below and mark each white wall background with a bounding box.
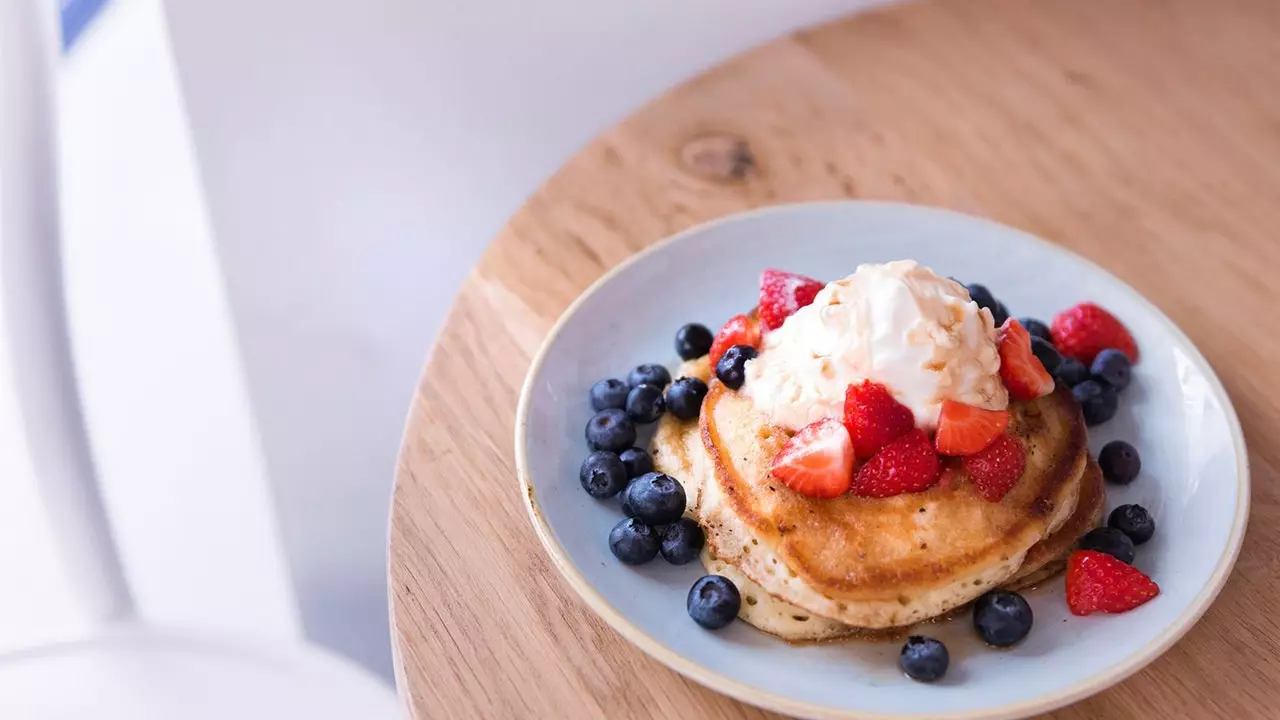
[62,0,893,681]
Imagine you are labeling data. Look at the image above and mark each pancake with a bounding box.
[698,381,1087,629]
[701,549,860,642]
[1005,455,1106,590]
[651,357,713,512]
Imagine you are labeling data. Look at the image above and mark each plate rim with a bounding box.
[513,200,1251,720]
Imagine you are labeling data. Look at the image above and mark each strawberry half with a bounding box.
[770,418,854,499]
[998,318,1055,401]
[844,381,916,459]
[1065,550,1160,616]
[850,429,941,498]
[962,434,1026,501]
[1051,302,1139,366]
[935,400,1010,456]
[758,269,823,331]
[709,313,761,368]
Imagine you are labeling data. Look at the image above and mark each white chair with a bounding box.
[0,1,398,716]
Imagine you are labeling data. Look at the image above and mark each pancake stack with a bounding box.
[651,357,1101,642]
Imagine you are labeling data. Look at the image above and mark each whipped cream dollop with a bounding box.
[743,260,1007,431]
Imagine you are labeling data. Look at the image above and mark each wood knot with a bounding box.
[679,132,756,182]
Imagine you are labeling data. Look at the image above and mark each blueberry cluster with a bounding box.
[1079,440,1156,561]
[579,324,741,631]
[1025,325,1133,426]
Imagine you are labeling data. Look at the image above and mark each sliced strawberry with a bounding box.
[935,400,1010,456]
[850,429,940,498]
[1065,550,1160,616]
[1051,302,1139,366]
[998,318,1055,401]
[843,381,916,459]
[758,269,823,331]
[770,418,854,499]
[709,313,761,368]
[962,434,1026,501]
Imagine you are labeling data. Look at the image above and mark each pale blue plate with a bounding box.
[515,202,1248,719]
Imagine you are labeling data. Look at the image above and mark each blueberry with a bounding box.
[627,472,686,525]
[625,383,665,424]
[1072,380,1118,426]
[715,345,757,391]
[589,378,629,411]
[579,451,628,499]
[1109,504,1155,545]
[1030,336,1062,374]
[618,447,654,479]
[608,518,659,565]
[991,300,1010,328]
[1098,440,1141,485]
[675,323,714,361]
[666,377,709,420]
[1091,349,1132,391]
[627,364,671,390]
[687,575,741,629]
[660,518,705,565]
[899,636,949,682]
[966,283,997,311]
[585,409,637,452]
[1020,318,1052,342]
[1078,527,1136,564]
[620,478,638,516]
[1055,357,1090,388]
[972,590,1033,647]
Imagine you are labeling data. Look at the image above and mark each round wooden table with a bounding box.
[389,0,1279,716]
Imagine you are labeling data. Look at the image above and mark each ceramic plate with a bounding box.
[515,202,1248,719]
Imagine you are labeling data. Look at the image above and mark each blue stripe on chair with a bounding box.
[61,0,111,50]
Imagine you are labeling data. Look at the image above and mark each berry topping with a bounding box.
[899,636,949,683]
[665,377,709,420]
[1020,317,1052,342]
[626,472,687,525]
[709,314,761,368]
[758,269,823,331]
[973,590,1034,647]
[608,518,660,565]
[851,429,941,498]
[1108,504,1156,545]
[963,434,1026,502]
[1072,379,1119,426]
[843,380,916,459]
[1066,550,1160,616]
[1054,357,1090,388]
[935,400,1011,456]
[687,575,741,630]
[617,447,654,479]
[1098,440,1141,485]
[770,418,854,499]
[965,283,998,314]
[624,383,666,424]
[1078,527,1136,564]
[589,378,629,411]
[627,363,671,389]
[660,517,706,565]
[991,300,1010,329]
[585,409,636,453]
[1051,303,1139,366]
[714,345,757,391]
[1030,336,1063,375]
[1091,348,1133,391]
[579,451,628,499]
[675,323,714,360]
[997,318,1056,401]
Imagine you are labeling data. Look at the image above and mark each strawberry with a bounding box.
[758,269,823,331]
[997,318,1056,401]
[1051,302,1139,366]
[1065,550,1160,616]
[770,418,854,499]
[844,381,916,459]
[935,400,1010,456]
[963,434,1025,501]
[709,313,761,368]
[850,429,941,498]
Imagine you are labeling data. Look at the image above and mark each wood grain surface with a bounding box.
[389,0,1280,716]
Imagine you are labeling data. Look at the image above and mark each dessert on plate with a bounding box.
[578,259,1158,681]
